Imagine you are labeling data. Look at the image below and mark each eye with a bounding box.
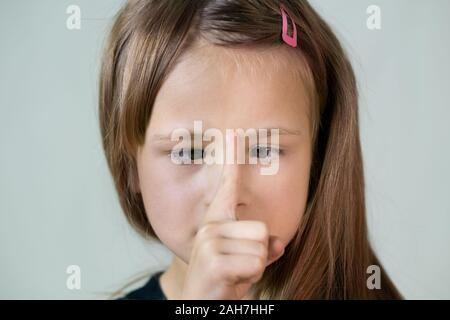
[250,146,282,161]
[170,148,204,164]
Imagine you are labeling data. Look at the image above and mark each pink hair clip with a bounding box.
[280,4,298,48]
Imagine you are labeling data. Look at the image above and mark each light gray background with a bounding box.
[1,0,449,299]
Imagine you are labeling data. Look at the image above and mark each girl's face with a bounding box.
[136,43,313,263]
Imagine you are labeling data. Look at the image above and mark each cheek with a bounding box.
[253,155,311,244]
[137,159,202,260]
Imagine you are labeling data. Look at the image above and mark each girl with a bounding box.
[99,0,402,299]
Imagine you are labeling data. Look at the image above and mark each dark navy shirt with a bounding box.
[119,271,167,300]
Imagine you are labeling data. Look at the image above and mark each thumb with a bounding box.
[203,131,240,224]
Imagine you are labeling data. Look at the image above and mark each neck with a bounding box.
[159,255,187,300]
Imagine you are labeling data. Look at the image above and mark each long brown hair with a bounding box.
[99,0,402,299]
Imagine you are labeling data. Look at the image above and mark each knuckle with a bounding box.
[203,238,220,254]
[208,254,223,275]
[197,223,216,239]
[255,222,269,241]
[256,242,267,257]
[257,256,265,271]
[213,258,232,283]
[249,256,265,274]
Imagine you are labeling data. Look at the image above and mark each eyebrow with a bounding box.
[150,127,303,142]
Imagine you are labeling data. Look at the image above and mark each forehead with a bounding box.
[148,41,313,134]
